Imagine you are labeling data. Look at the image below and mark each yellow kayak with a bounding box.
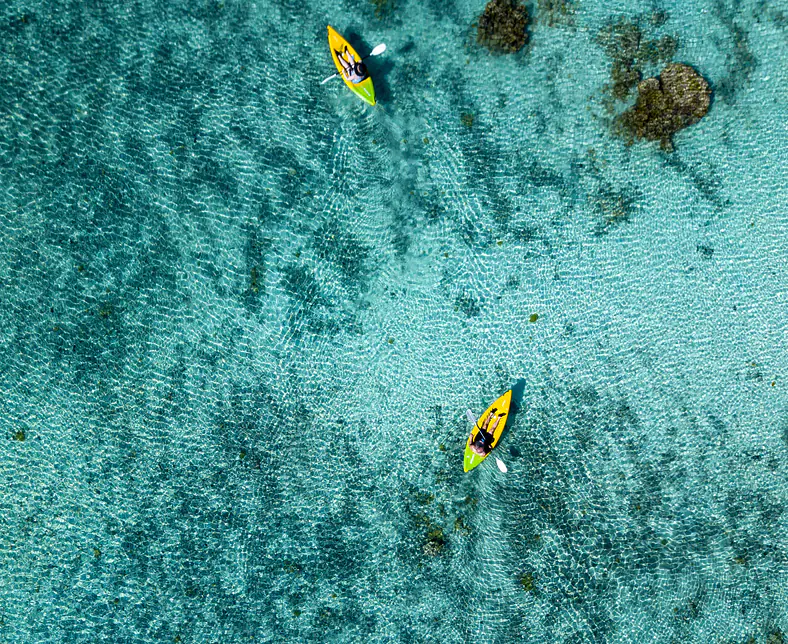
[464,390,512,472]
[327,26,376,106]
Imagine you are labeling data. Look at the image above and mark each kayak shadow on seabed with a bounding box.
[342,27,394,103]
[501,378,527,457]
[342,29,371,54]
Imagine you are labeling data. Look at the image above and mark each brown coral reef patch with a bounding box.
[477,0,530,53]
[617,63,711,151]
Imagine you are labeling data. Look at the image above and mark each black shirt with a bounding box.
[472,427,494,453]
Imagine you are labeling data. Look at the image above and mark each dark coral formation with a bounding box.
[477,0,530,53]
[595,17,711,151]
[596,18,678,101]
[520,572,536,592]
[597,19,645,100]
[617,63,711,150]
[639,35,679,66]
[423,527,446,556]
[454,515,471,535]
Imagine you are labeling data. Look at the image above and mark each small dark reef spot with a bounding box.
[455,292,481,317]
[423,527,446,556]
[696,244,714,258]
[520,572,536,592]
[454,515,471,535]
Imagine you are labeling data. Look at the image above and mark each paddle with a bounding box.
[320,43,387,84]
[465,409,508,473]
[465,408,479,427]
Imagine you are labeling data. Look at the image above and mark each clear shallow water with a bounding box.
[1,0,787,641]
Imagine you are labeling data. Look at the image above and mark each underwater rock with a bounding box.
[422,540,443,556]
[712,2,758,105]
[423,527,446,556]
[477,0,530,53]
[520,572,536,592]
[618,63,711,150]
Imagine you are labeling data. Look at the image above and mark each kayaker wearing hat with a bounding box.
[469,408,506,456]
[334,45,369,84]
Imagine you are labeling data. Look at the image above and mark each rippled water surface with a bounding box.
[2,0,787,641]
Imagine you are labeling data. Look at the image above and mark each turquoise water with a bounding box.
[2,0,787,641]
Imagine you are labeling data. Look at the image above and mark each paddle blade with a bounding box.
[370,43,387,56]
[320,73,338,85]
[495,458,508,473]
[465,409,477,425]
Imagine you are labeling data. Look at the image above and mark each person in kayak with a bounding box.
[334,46,369,84]
[469,408,506,456]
